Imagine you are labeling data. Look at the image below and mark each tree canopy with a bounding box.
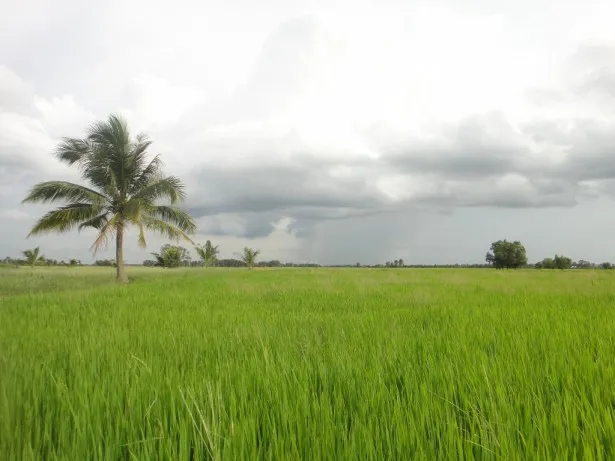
[151,244,190,268]
[486,240,528,269]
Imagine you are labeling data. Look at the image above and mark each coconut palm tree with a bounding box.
[22,114,196,283]
[241,247,261,270]
[22,246,45,267]
[195,240,219,267]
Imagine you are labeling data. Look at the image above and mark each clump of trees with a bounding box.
[385,259,405,267]
[535,254,572,270]
[148,245,191,268]
[486,240,528,269]
[533,257,614,270]
[573,260,594,269]
[21,114,196,283]
[141,242,266,269]
[94,259,116,267]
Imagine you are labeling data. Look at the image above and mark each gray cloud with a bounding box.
[187,162,383,213]
[374,112,526,179]
[3,3,615,264]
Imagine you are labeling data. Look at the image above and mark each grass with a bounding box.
[1,267,614,460]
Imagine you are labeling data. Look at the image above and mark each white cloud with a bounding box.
[33,94,96,138]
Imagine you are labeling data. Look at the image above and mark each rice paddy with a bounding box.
[1,267,614,460]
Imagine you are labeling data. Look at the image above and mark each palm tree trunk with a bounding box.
[116,225,129,283]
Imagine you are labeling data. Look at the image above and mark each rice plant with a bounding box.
[1,267,614,459]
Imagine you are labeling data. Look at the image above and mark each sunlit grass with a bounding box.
[1,267,614,459]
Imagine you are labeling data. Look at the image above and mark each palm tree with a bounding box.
[241,247,261,270]
[22,247,45,267]
[195,240,219,267]
[22,114,196,283]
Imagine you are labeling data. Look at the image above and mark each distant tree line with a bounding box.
[4,239,615,270]
[534,255,572,270]
[142,242,265,269]
[94,259,117,267]
[483,240,613,270]
[372,263,492,269]
[141,242,321,269]
[371,239,614,270]
[2,248,82,268]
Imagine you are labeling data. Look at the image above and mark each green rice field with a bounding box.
[1,267,614,460]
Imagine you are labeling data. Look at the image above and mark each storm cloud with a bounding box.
[2,0,615,264]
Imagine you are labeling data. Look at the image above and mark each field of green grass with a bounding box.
[1,267,615,460]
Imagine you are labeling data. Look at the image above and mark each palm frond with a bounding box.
[141,215,194,244]
[28,203,101,236]
[129,176,186,204]
[78,212,110,231]
[22,181,107,205]
[123,199,142,222]
[54,137,92,165]
[129,133,154,181]
[146,206,196,233]
[129,154,163,195]
[90,215,118,254]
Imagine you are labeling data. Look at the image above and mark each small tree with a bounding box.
[553,254,572,270]
[22,247,45,267]
[486,240,527,269]
[151,244,189,268]
[195,240,220,267]
[241,247,261,270]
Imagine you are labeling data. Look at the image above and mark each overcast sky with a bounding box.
[2,0,615,265]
